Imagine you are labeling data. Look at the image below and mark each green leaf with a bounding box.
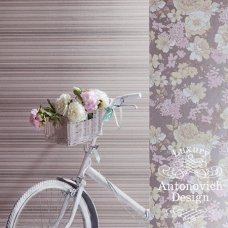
[88,113,93,120]
[47,99,56,112]
[43,110,54,117]
[43,106,52,112]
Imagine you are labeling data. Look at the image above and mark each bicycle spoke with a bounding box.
[38,193,43,228]
[8,180,92,228]
[48,189,51,226]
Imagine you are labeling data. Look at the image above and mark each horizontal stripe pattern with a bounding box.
[0,1,148,227]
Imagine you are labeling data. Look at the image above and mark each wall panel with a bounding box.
[0,1,148,227]
[149,1,228,227]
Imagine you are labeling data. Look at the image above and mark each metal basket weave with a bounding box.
[44,110,103,146]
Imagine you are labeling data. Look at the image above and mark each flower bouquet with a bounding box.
[30,87,110,146]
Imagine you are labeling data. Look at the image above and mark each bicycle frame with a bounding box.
[61,137,152,228]
[86,167,151,219]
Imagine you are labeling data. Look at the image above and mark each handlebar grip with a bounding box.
[120,93,142,102]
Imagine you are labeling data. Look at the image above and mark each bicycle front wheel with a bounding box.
[7,179,98,228]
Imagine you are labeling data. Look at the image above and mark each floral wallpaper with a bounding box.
[149,0,228,227]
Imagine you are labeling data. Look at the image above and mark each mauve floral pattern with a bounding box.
[149,1,228,227]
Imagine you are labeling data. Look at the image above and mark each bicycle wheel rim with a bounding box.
[8,180,92,228]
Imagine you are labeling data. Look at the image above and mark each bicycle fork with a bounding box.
[52,145,96,228]
[52,179,86,228]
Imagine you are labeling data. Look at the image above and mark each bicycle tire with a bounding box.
[6,179,98,228]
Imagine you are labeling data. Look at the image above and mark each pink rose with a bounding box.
[81,91,98,113]
[30,109,42,129]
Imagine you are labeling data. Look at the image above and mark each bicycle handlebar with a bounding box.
[111,93,142,107]
[103,93,142,126]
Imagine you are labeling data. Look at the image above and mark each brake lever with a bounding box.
[121,104,138,109]
[112,97,125,107]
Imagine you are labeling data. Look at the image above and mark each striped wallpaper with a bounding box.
[0,1,149,227]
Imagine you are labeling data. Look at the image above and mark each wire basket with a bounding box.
[44,110,103,146]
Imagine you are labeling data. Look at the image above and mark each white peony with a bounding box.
[67,101,87,123]
[187,36,210,61]
[173,0,214,15]
[185,11,211,37]
[55,93,71,116]
[167,9,181,22]
[93,89,110,109]
[174,123,200,147]
[155,32,175,53]
[183,82,206,103]
[150,69,168,88]
[149,0,165,13]
[150,126,166,145]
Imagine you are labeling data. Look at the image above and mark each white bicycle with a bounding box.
[7,93,153,228]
